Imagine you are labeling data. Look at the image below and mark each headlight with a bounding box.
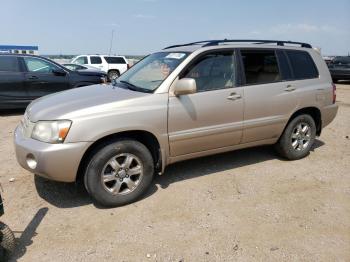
[31,120,72,143]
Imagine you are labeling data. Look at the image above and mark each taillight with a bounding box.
[127,64,130,70]
[332,83,336,104]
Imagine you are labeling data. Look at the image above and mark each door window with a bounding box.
[182,51,235,92]
[74,56,88,65]
[23,57,60,73]
[241,50,281,85]
[0,56,20,72]
[90,56,102,64]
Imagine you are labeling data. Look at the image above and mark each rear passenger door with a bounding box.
[0,56,29,104]
[90,56,104,70]
[239,49,298,143]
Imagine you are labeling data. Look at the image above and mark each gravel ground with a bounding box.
[1,83,349,262]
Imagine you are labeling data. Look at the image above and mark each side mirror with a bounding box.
[52,68,67,76]
[173,78,197,96]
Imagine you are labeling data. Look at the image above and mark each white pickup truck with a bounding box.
[71,55,129,80]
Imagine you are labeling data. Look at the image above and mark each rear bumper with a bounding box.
[321,104,338,128]
[14,125,92,182]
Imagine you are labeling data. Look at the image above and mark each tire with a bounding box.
[84,139,154,207]
[0,222,15,261]
[108,70,120,81]
[275,114,316,160]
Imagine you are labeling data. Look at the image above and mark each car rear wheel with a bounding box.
[275,114,316,160]
[84,139,154,207]
[108,70,120,81]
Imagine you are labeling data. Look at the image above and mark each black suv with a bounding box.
[0,54,108,109]
[328,56,350,82]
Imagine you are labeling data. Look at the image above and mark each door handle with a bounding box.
[284,85,296,92]
[227,93,242,101]
[27,75,39,80]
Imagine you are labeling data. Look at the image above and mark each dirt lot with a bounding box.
[1,83,349,262]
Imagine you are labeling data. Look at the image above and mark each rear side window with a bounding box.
[90,56,102,64]
[286,50,318,79]
[0,56,20,72]
[104,56,126,64]
[241,50,281,85]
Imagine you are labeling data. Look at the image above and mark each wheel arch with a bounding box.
[286,107,322,136]
[107,69,120,75]
[76,130,162,183]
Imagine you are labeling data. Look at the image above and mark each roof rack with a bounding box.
[163,39,312,49]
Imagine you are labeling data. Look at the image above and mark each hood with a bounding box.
[27,84,150,121]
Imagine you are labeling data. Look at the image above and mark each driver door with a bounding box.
[168,50,244,156]
[22,57,70,99]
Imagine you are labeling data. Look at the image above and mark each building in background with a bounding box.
[0,45,39,55]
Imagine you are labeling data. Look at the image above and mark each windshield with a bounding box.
[115,52,189,92]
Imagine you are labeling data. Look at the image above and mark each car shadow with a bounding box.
[34,176,93,208]
[9,207,48,262]
[34,140,324,209]
[0,109,25,116]
[337,80,350,85]
[155,140,324,189]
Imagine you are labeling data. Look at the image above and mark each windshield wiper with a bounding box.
[118,80,153,93]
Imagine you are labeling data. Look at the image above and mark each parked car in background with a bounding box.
[323,56,334,65]
[15,40,338,207]
[71,55,129,80]
[0,54,107,109]
[328,56,350,82]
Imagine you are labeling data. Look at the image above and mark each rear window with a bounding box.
[104,56,126,64]
[0,56,20,72]
[90,56,102,64]
[286,50,318,79]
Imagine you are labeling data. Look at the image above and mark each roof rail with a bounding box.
[163,39,312,49]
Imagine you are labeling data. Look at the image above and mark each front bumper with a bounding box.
[14,125,92,182]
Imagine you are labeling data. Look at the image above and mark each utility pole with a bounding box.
[108,29,114,56]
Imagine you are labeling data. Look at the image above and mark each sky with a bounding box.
[0,0,349,55]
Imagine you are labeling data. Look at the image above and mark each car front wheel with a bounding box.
[85,139,154,207]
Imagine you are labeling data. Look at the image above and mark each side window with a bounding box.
[241,50,281,85]
[24,57,60,73]
[286,50,318,79]
[0,56,20,72]
[75,56,88,65]
[90,56,102,64]
[182,51,235,92]
[276,50,293,80]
